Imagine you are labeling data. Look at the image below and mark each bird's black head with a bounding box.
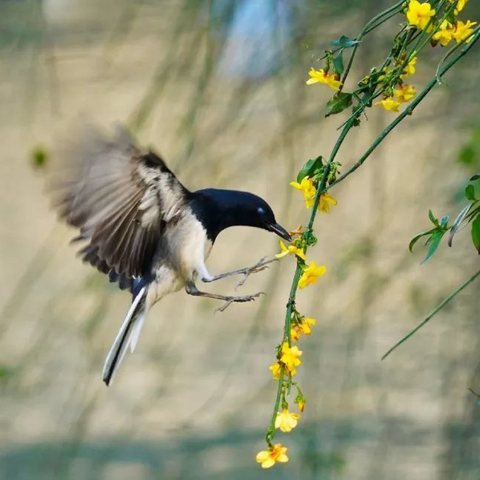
[191,188,291,242]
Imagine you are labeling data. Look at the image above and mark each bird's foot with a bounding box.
[186,281,265,311]
[216,291,265,312]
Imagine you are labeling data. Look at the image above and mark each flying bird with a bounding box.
[50,126,290,386]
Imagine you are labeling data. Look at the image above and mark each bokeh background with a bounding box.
[1,1,480,479]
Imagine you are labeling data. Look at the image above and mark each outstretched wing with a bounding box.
[50,126,189,279]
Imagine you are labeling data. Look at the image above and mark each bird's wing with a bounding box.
[50,126,189,279]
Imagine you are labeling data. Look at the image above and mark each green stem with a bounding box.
[382,269,480,360]
[265,119,352,445]
[265,366,285,445]
[265,264,303,444]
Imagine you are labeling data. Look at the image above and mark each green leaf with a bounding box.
[330,35,360,48]
[428,209,439,227]
[423,229,446,262]
[296,156,323,183]
[332,53,344,75]
[458,145,475,165]
[465,178,480,201]
[325,92,353,117]
[471,214,480,253]
[465,184,476,201]
[409,228,436,252]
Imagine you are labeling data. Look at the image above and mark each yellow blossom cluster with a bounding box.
[277,177,330,291]
[269,342,303,379]
[375,83,417,112]
[432,19,477,46]
[260,311,316,467]
[406,0,476,46]
[275,238,327,289]
[375,1,476,113]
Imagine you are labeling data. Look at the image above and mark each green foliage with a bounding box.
[296,157,341,186]
[332,53,345,75]
[411,175,480,259]
[409,210,449,262]
[330,35,360,49]
[326,92,353,117]
[296,156,324,183]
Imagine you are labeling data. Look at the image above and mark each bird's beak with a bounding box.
[268,223,292,242]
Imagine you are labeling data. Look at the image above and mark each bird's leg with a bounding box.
[202,257,277,288]
[185,281,265,312]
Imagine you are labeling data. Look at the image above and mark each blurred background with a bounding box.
[1,1,480,479]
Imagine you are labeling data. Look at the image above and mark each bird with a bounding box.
[49,125,291,386]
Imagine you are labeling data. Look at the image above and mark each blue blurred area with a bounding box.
[215,0,293,79]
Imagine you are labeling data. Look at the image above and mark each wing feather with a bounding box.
[50,125,189,280]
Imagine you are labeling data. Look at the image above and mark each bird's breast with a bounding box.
[166,210,212,280]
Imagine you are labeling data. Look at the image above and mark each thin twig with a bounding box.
[382,269,480,360]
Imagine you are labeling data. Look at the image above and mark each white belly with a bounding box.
[165,211,213,281]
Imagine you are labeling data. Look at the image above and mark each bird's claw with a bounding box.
[235,257,277,289]
[216,292,265,312]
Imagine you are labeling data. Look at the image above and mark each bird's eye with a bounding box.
[257,207,265,215]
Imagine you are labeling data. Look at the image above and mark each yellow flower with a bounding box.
[406,1,436,30]
[297,398,306,412]
[256,443,289,469]
[401,56,417,78]
[375,97,401,112]
[394,84,416,103]
[291,317,316,342]
[269,361,282,380]
[275,240,306,261]
[452,20,477,43]
[298,261,327,289]
[306,67,343,91]
[290,177,316,208]
[432,20,454,46]
[280,343,303,375]
[300,317,316,335]
[319,192,337,213]
[275,409,300,433]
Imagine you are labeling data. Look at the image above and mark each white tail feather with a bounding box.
[102,286,147,386]
[129,312,146,353]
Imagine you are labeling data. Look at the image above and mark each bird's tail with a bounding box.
[102,286,147,386]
